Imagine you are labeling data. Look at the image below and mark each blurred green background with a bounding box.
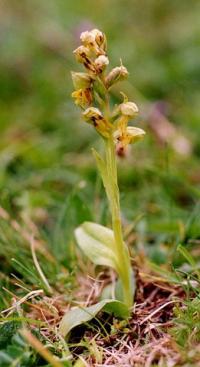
[0,0,200,266]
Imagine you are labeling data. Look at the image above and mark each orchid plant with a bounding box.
[60,29,145,336]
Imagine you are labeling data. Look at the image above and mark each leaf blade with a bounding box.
[75,221,119,272]
[59,299,129,337]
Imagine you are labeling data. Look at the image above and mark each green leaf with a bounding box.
[177,244,200,280]
[75,221,119,272]
[92,148,107,187]
[177,244,196,269]
[92,148,113,213]
[59,299,129,337]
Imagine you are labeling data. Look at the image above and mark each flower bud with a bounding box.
[71,88,92,108]
[73,46,96,72]
[73,45,90,62]
[105,65,128,88]
[83,107,103,122]
[83,107,111,138]
[80,29,106,54]
[114,126,145,147]
[91,29,107,50]
[126,127,145,143]
[120,102,139,117]
[71,71,93,90]
[94,55,109,73]
[80,30,96,45]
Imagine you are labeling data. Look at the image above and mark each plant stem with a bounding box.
[104,136,132,307]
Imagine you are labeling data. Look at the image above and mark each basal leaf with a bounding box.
[59,299,129,337]
[75,222,119,272]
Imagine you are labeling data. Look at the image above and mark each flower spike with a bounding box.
[71,28,146,309]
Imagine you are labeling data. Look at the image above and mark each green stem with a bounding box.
[104,136,132,307]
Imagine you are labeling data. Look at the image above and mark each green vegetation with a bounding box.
[0,1,200,366]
